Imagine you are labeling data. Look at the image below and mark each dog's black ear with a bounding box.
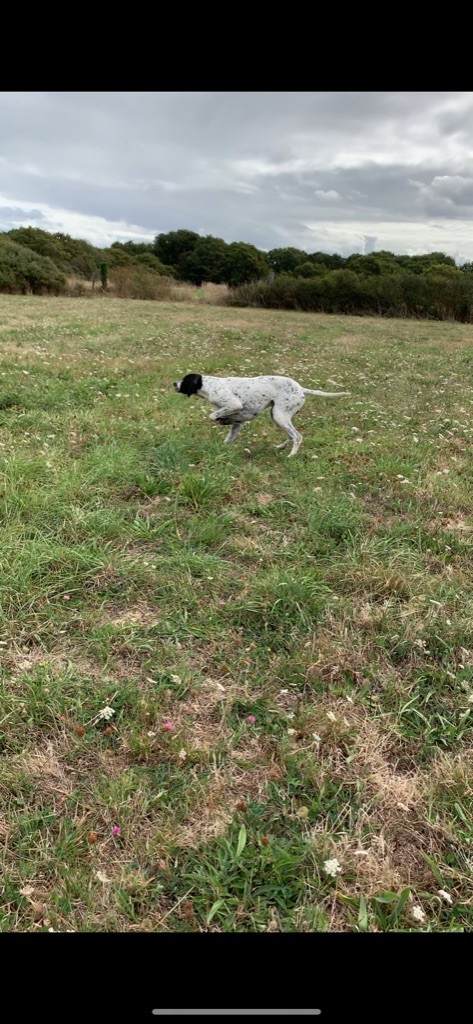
[180,373,203,397]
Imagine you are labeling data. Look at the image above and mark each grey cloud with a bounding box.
[413,174,473,218]
[0,205,45,226]
[1,92,473,256]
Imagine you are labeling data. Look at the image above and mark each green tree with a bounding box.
[421,263,462,277]
[180,235,229,284]
[396,252,457,275]
[7,227,102,280]
[116,241,154,255]
[267,247,308,274]
[0,237,66,294]
[53,233,101,278]
[348,253,401,276]
[153,229,200,276]
[308,251,345,270]
[7,226,66,266]
[102,245,133,268]
[132,252,174,275]
[293,261,326,278]
[224,242,270,286]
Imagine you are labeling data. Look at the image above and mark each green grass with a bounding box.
[0,294,472,932]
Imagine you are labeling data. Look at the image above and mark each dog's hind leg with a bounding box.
[224,423,243,444]
[271,407,302,457]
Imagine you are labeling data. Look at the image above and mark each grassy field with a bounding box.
[0,294,472,933]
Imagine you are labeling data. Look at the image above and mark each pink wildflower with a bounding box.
[246,715,256,725]
[112,826,121,836]
[162,721,174,731]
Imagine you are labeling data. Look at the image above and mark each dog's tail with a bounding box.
[302,388,350,397]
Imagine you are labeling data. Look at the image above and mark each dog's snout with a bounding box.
[173,381,180,391]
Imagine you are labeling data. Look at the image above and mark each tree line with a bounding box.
[1,225,473,320]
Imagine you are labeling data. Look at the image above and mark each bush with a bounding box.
[0,238,66,294]
[132,253,174,275]
[6,227,101,280]
[109,266,174,300]
[227,269,473,321]
[65,277,86,297]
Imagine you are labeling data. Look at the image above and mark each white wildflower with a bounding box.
[287,728,296,736]
[326,711,337,722]
[312,732,321,744]
[296,806,309,820]
[438,890,453,905]
[324,858,342,878]
[170,674,181,684]
[178,748,187,761]
[19,885,35,897]
[95,706,115,722]
[95,870,111,884]
[412,905,426,922]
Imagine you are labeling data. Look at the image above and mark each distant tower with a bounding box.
[363,235,377,255]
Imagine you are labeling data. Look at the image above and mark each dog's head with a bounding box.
[173,373,203,397]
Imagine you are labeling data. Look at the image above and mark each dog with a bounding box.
[173,373,349,456]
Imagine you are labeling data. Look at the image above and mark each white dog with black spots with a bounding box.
[173,373,349,457]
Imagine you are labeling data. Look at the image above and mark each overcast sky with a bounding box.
[1,91,473,261]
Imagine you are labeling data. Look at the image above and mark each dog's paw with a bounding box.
[209,411,220,421]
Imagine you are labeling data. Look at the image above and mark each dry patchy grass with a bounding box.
[0,294,472,932]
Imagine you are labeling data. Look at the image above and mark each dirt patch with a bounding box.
[23,742,75,798]
[172,742,282,849]
[303,697,443,894]
[100,603,160,628]
[4,645,51,675]
[172,803,233,848]
[169,678,232,752]
[441,515,472,533]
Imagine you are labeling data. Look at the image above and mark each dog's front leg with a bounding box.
[224,423,243,444]
[209,397,243,421]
